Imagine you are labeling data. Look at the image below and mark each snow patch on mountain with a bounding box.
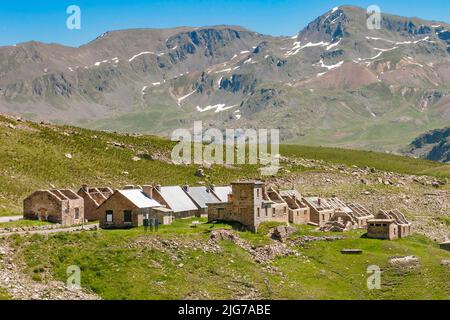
[196,104,238,113]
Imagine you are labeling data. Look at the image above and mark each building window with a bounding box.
[272,208,276,217]
[124,210,132,223]
[74,208,80,219]
[256,188,260,197]
[284,207,287,213]
[257,208,260,217]
[265,208,268,217]
[106,210,113,222]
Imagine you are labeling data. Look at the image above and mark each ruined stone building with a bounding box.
[77,186,114,221]
[303,197,335,227]
[321,198,374,231]
[367,210,412,240]
[98,189,170,229]
[345,203,374,228]
[144,185,200,218]
[279,190,310,225]
[208,181,290,231]
[23,189,84,226]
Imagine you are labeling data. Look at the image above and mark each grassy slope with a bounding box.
[1,114,449,216]
[280,145,450,178]
[8,218,450,300]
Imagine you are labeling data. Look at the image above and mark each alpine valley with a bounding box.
[1,5,450,154]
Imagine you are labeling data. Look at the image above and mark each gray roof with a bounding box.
[211,186,232,202]
[185,187,222,209]
[157,186,198,213]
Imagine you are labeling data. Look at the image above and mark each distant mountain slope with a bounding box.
[407,127,450,163]
[0,6,450,152]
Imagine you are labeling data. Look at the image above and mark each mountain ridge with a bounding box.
[1,5,449,153]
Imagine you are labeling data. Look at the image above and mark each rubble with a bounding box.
[389,256,420,269]
[288,235,345,246]
[0,242,100,300]
[320,221,354,232]
[209,229,298,263]
[269,225,297,242]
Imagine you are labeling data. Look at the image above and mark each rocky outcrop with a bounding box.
[407,127,450,163]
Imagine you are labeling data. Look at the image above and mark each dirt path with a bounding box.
[0,223,98,237]
[0,216,22,223]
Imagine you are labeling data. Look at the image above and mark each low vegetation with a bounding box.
[6,219,449,300]
[1,115,449,217]
[280,144,450,178]
[0,220,51,229]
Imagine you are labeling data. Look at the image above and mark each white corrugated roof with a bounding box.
[118,189,161,209]
[158,186,198,213]
[211,186,232,202]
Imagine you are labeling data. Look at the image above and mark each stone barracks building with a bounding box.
[77,186,114,221]
[98,188,170,229]
[367,209,412,240]
[23,189,84,226]
[208,181,291,231]
[208,181,376,232]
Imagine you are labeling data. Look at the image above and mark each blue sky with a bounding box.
[1,0,449,47]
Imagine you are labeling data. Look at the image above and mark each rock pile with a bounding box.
[320,221,354,232]
[209,229,298,263]
[389,256,420,269]
[269,225,297,242]
[0,243,100,300]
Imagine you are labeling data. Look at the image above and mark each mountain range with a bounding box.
[0,5,449,153]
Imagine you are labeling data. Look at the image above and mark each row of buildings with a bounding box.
[22,180,412,240]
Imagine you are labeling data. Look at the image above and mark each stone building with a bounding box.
[367,210,412,240]
[23,189,84,226]
[98,189,168,229]
[323,199,374,230]
[279,190,310,225]
[346,203,374,228]
[208,181,290,232]
[143,185,200,218]
[303,197,335,227]
[77,186,114,221]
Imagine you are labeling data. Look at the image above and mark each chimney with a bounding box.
[142,185,153,198]
[156,184,161,192]
[318,198,321,206]
[81,185,88,192]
